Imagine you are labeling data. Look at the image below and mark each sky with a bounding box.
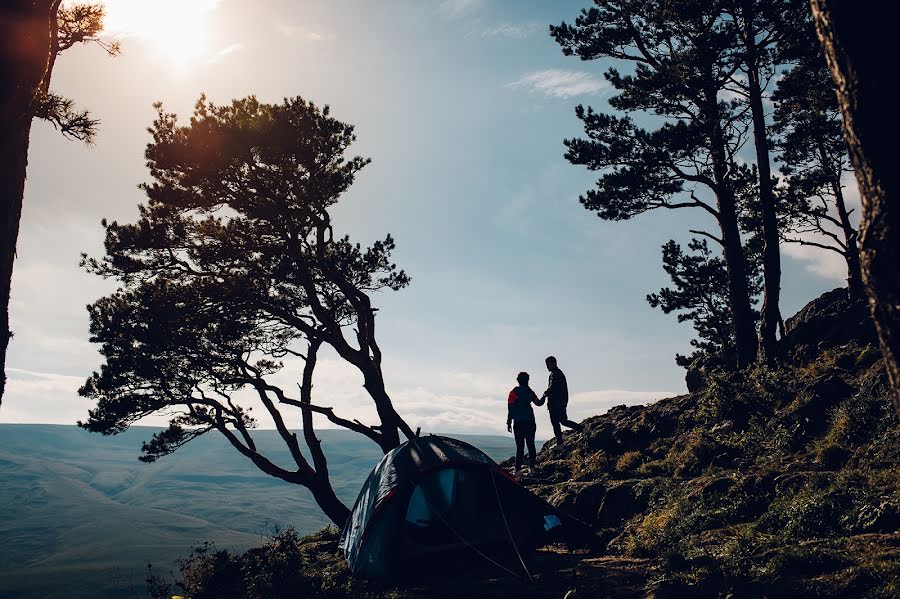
[3,0,855,440]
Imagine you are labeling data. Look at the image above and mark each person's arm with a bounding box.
[507,390,514,432]
[532,388,545,406]
[543,371,555,400]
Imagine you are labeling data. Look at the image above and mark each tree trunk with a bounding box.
[716,187,758,369]
[743,0,781,366]
[309,475,351,527]
[704,86,757,369]
[0,0,56,407]
[832,179,864,299]
[810,0,900,417]
[362,367,414,452]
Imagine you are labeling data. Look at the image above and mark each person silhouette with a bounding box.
[541,356,583,451]
[506,371,541,474]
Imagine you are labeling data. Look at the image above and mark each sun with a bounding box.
[98,0,221,71]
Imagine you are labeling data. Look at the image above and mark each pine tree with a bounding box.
[648,238,762,367]
[80,96,413,525]
[551,0,758,367]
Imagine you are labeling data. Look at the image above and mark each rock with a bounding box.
[582,397,687,455]
[699,475,735,498]
[596,481,649,527]
[550,481,607,523]
[685,353,727,394]
[782,287,876,360]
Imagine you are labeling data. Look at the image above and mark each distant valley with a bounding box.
[0,424,519,598]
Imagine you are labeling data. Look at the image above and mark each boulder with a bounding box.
[549,480,608,523]
[782,287,876,360]
[596,481,649,527]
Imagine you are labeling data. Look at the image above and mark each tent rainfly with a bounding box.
[338,435,569,580]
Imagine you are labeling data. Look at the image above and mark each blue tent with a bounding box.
[338,435,566,580]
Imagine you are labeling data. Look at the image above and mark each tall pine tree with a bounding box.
[552,0,758,367]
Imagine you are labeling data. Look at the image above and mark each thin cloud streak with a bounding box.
[482,22,542,39]
[438,0,484,18]
[509,69,609,99]
[208,42,244,63]
[277,24,334,41]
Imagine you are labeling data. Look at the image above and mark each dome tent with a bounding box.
[338,435,567,580]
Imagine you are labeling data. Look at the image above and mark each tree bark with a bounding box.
[0,0,57,407]
[810,0,900,416]
[743,0,781,366]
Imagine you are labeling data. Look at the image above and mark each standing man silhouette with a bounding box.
[542,356,583,451]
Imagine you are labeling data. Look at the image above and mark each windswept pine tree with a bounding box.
[80,96,413,525]
[0,1,118,407]
[551,0,758,368]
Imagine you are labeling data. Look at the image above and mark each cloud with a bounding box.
[509,69,609,99]
[781,238,849,282]
[208,43,244,63]
[482,22,542,39]
[2,368,91,424]
[2,350,676,442]
[277,24,333,41]
[438,0,484,18]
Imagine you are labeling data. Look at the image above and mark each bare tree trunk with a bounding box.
[810,0,900,416]
[0,0,56,407]
[743,0,781,366]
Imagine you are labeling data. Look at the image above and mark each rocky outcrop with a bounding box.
[782,287,876,360]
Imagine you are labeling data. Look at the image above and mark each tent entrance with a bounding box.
[401,467,507,556]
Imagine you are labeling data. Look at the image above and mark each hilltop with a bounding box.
[164,288,899,598]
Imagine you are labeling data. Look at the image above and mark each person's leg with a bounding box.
[526,423,537,468]
[514,422,525,471]
[561,418,583,432]
[551,415,564,446]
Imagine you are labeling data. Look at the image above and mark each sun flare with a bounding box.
[98,0,221,70]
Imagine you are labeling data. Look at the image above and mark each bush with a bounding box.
[167,527,366,599]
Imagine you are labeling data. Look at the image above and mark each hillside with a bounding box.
[524,288,900,596]
[168,288,899,598]
[0,426,516,598]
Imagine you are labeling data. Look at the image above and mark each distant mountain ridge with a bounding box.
[0,424,518,599]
